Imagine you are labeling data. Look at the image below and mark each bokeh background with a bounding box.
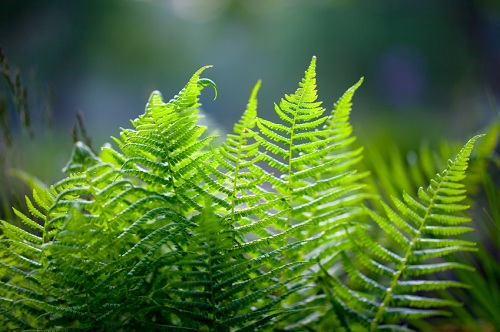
[1,0,500,198]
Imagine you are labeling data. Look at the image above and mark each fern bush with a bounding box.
[0,57,484,331]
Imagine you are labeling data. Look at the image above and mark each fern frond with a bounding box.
[0,185,57,329]
[256,56,326,196]
[328,135,482,331]
[118,67,218,215]
[249,59,369,329]
[138,200,310,331]
[254,58,367,246]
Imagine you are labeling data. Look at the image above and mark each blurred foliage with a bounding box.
[0,49,82,221]
[0,47,32,144]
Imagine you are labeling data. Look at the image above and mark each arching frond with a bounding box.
[323,135,483,331]
[118,67,219,215]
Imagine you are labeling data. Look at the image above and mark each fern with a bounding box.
[0,57,485,331]
[255,57,366,254]
[295,75,368,265]
[118,66,219,215]
[140,200,310,331]
[209,80,282,228]
[322,135,482,331]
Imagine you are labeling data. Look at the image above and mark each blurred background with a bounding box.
[1,0,500,197]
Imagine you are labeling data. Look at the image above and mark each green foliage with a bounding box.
[0,57,486,331]
[361,119,500,331]
[321,135,482,331]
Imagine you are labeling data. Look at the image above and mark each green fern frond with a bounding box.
[255,58,367,243]
[137,199,310,331]
[0,186,56,329]
[208,80,286,237]
[256,56,326,197]
[1,140,175,330]
[326,135,482,331]
[118,67,218,215]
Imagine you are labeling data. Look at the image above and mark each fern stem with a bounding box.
[42,214,49,244]
[164,147,183,215]
[230,133,245,221]
[85,171,111,231]
[285,86,305,221]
